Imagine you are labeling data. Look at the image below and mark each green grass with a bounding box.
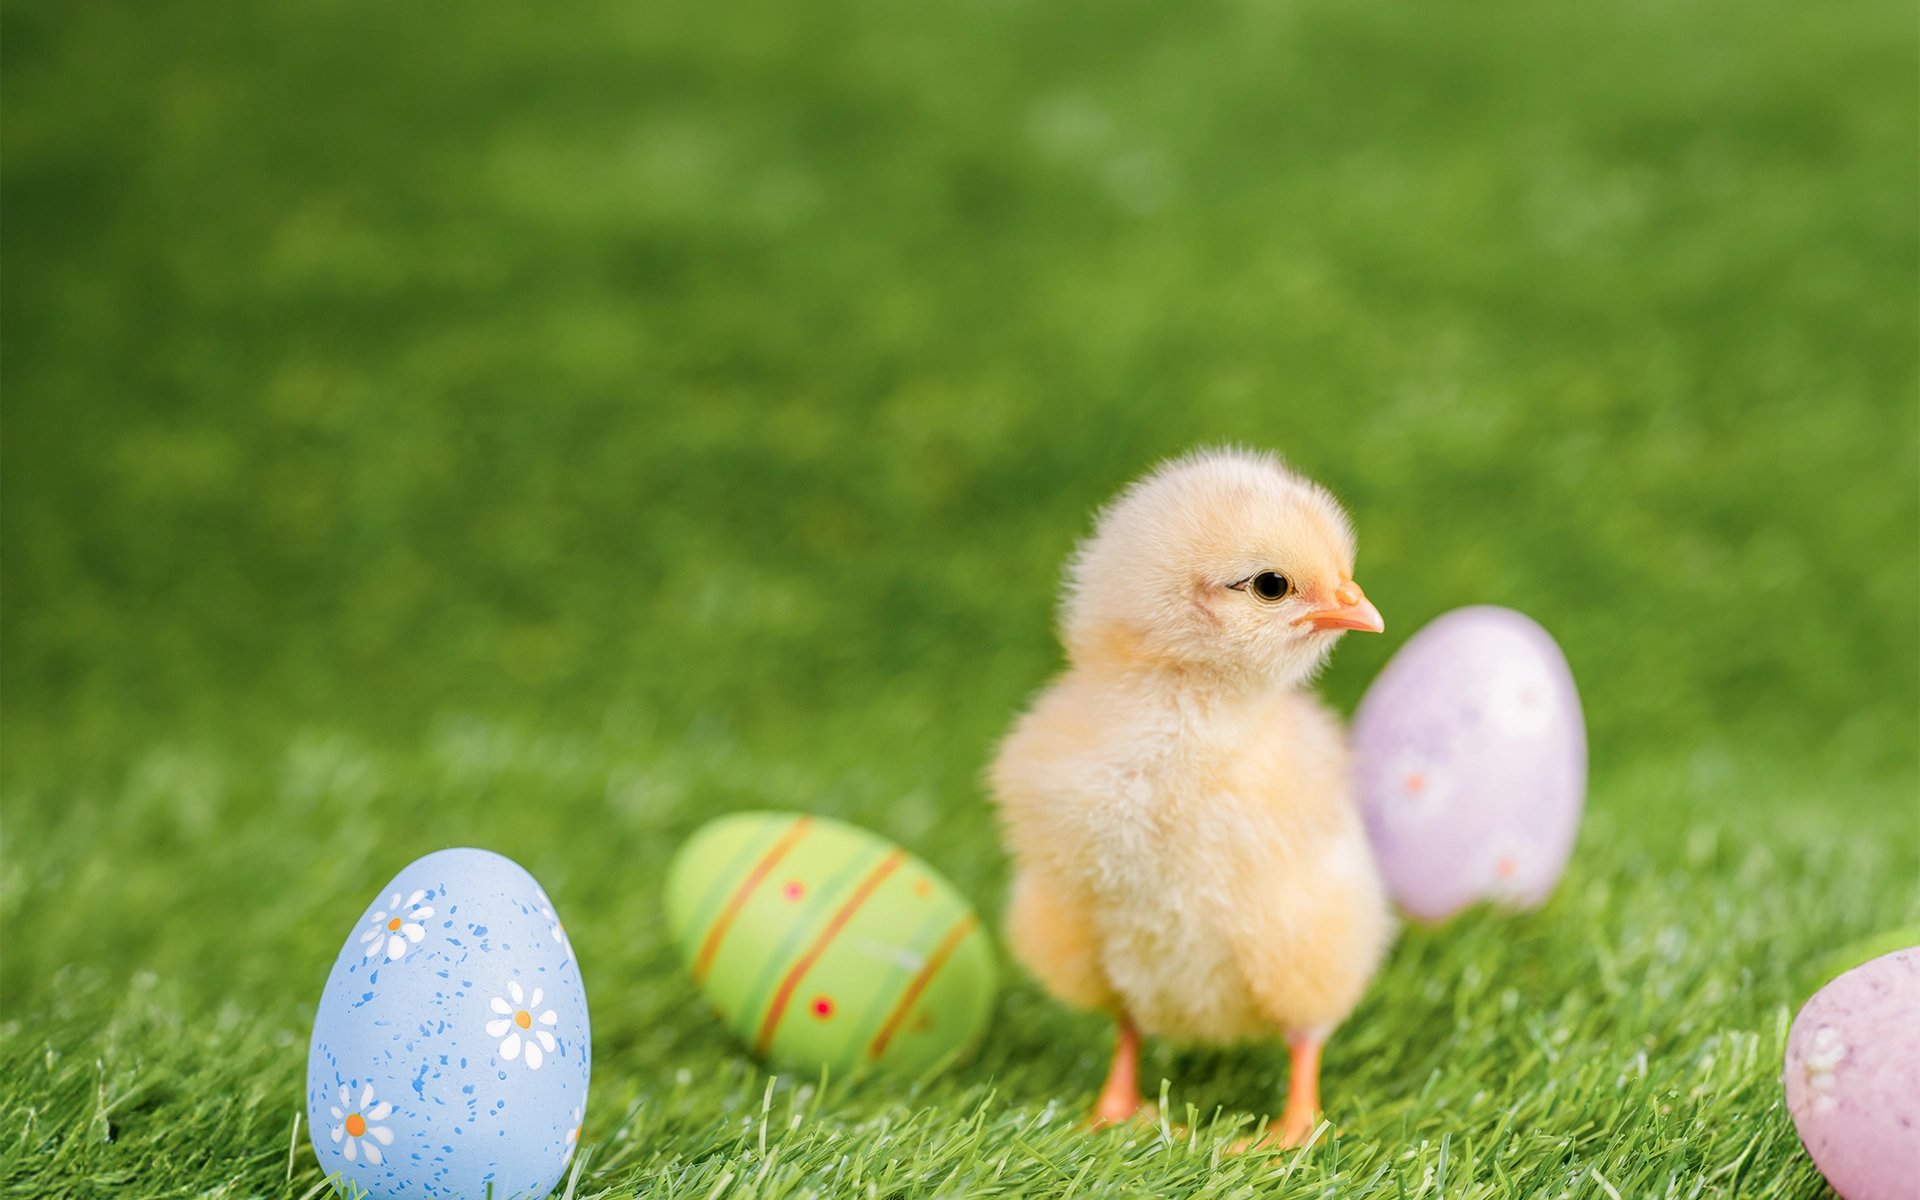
[2,0,1915,1196]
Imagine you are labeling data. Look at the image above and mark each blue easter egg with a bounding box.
[306,848,589,1199]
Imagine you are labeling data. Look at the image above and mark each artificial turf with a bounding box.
[2,0,1915,1196]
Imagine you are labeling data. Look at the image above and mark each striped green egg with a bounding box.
[665,811,996,1077]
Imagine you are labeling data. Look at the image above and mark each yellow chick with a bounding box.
[989,447,1393,1148]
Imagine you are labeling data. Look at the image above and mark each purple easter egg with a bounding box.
[1351,606,1586,922]
[1784,948,1920,1200]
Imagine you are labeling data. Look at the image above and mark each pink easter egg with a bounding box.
[1784,948,1920,1200]
[1351,606,1586,922]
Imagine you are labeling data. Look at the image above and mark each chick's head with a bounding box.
[1062,447,1383,686]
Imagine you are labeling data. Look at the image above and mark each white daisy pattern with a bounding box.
[1485,657,1555,738]
[329,1083,395,1165]
[1479,834,1534,900]
[1380,748,1450,828]
[487,979,559,1069]
[536,890,573,963]
[360,889,434,962]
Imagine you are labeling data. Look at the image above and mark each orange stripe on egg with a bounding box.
[692,816,813,985]
[867,912,977,1059]
[754,849,905,1055]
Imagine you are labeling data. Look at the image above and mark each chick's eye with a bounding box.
[1251,572,1291,602]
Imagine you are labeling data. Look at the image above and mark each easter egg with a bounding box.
[1351,606,1586,922]
[306,848,589,1199]
[1800,925,1920,1007]
[665,811,996,1077]
[1784,948,1920,1200]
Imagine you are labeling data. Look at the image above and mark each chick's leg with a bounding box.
[1090,1014,1150,1127]
[1272,1033,1323,1145]
[1231,1032,1325,1152]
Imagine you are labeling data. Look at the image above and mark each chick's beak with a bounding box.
[1296,580,1385,633]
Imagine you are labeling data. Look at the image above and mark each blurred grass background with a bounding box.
[2,0,1915,1196]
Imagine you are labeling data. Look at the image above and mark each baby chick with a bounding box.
[989,447,1393,1148]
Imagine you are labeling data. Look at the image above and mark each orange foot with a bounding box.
[1233,1106,1318,1152]
[1086,1094,1158,1130]
[1231,1033,1325,1154]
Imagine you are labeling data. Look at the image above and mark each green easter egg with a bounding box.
[1800,925,1920,1007]
[665,811,997,1077]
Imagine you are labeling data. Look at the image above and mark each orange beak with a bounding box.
[1296,579,1384,633]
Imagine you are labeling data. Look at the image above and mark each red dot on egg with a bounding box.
[782,881,805,901]
[811,996,835,1019]
[1404,773,1425,794]
[1496,856,1518,878]
[912,879,932,898]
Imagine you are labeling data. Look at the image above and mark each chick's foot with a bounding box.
[1233,1034,1324,1152]
[1235,1108,1317,1153]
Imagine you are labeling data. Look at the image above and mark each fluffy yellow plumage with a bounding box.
[989,447,1393,1148]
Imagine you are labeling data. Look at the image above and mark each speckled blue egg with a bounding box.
[306,848,589,1199]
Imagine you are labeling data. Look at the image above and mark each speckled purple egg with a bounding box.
[1784,948,1920,1200]
[1350,606,1586,922]
[306,848,589,1199]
